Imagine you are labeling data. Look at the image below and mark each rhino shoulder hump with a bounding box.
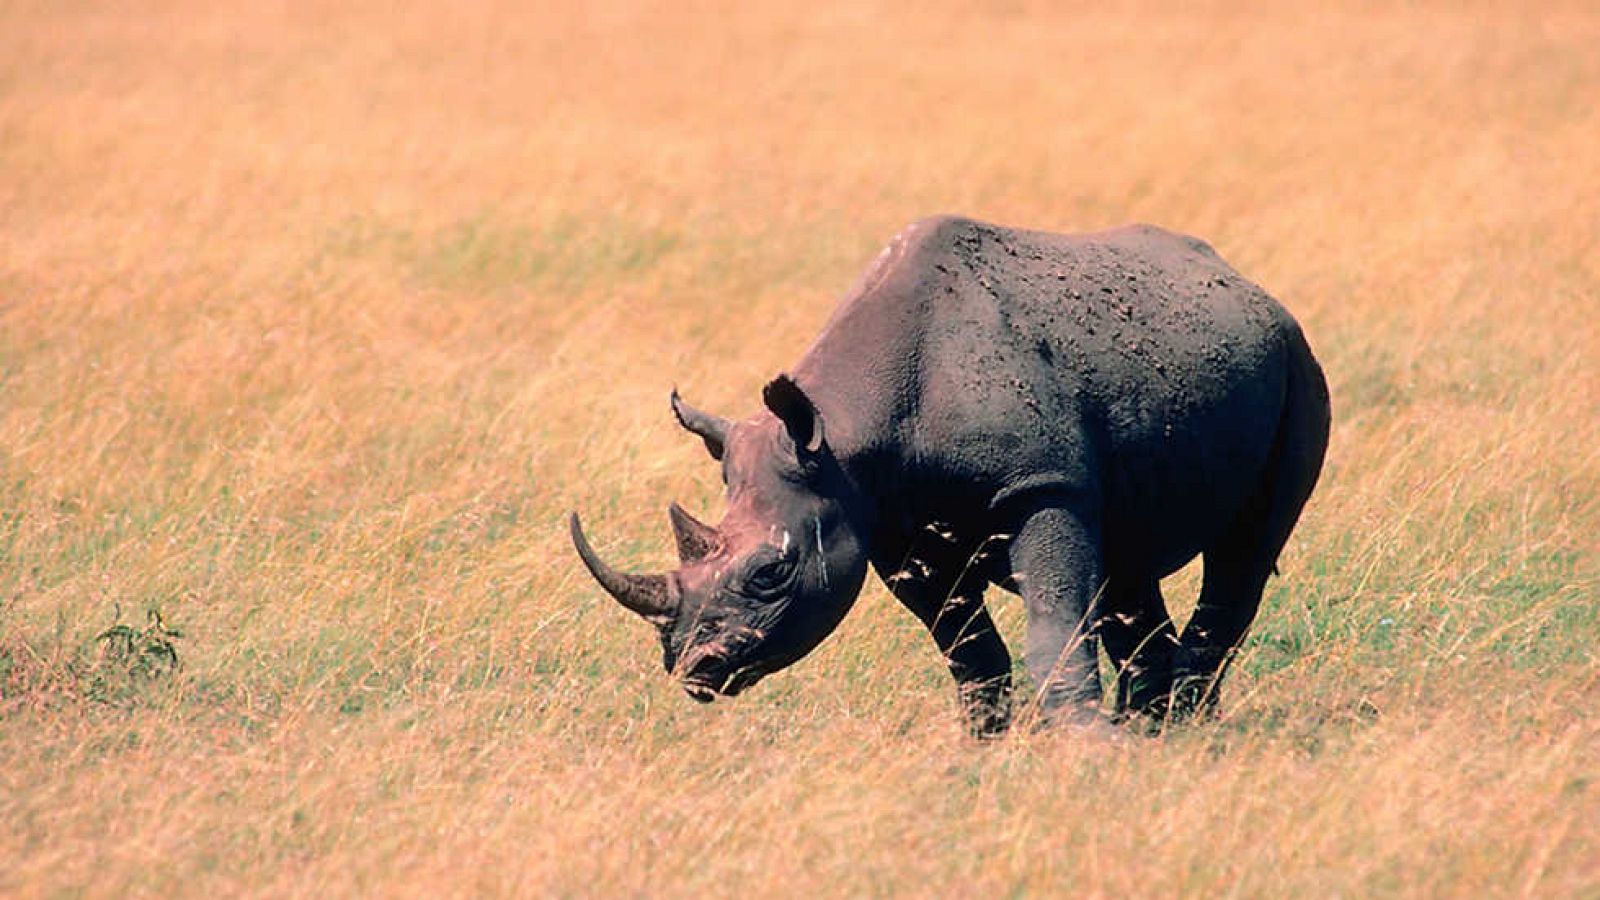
[903,213,982,240]
[1104,222,1220,259]
[899,214,1004,257]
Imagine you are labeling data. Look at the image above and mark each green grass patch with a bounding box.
[320,211,683,293]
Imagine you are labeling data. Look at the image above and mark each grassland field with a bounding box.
[2,0,1598,895]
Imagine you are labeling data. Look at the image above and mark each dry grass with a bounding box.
[2,0,1598,895]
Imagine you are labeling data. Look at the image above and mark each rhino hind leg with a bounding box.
[1170,348,1330,721]
[1098,577,1178,721]
[1170,536,1280,720]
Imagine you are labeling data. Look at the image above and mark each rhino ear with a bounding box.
[762,374,824,457]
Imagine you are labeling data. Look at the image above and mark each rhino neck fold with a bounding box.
[789,276,929,543]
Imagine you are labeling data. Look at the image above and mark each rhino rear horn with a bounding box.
[671,389,730,460]
[667,502,720,563]
[569,513,677,626]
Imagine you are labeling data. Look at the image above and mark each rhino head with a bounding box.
[570,375,870,703]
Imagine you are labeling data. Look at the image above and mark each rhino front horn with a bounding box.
[569,513,677,626]
[667,502,719,564]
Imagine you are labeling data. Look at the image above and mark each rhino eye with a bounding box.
[742,556,795,597]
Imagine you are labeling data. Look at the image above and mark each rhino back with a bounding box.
[794,216,1304,576]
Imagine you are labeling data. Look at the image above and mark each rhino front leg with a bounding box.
[877,541,1013,738]
[921,588,1013,738]
[1007,506,1106,728]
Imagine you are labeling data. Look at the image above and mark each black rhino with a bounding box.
[572,215,1330,736]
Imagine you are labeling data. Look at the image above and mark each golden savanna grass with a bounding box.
[2,0,1598,895]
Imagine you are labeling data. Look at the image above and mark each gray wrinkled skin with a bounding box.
[572,215,1330,736]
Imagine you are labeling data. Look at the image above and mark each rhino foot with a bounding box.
[959,679,1013,740]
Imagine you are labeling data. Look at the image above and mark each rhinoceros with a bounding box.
[571,215,1329,736]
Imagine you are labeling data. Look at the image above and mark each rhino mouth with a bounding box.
[683,680,719,704]
[676,628,771,703]
[680,659,767,703]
